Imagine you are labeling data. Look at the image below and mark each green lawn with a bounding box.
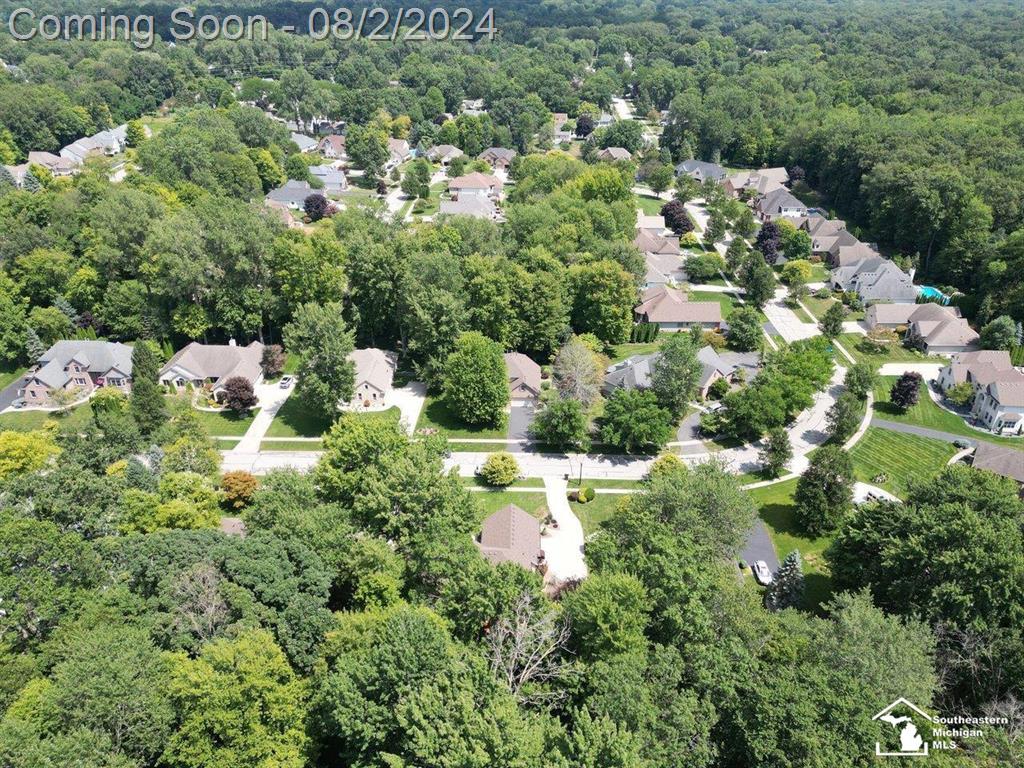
[413,181,448,218]
[872,377,1024,448]
[689,290,740,318]
[747,479,833,612]
[260,439,323,451]
[635,192,665,216]
[837,333,930,367]
[572,493,627,536]
[848,426,956,497]
[573,478,645,490]
[415,397,507,439]
[472,490,548,522]
[802,295,863,323]
[0,402,95,432]
[266,401,399,439]
[190,408,257,436]
[0,365,26,391]
[792,303,816,324]
[461,476,546,489]
[607,340,663,364]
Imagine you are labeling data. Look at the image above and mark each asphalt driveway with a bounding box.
[507,399,537,451]
[0,372,26,411]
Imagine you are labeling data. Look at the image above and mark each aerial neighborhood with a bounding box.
[0,1,1022,766]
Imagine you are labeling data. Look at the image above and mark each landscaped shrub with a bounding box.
[708,377,730,400]
[478,451,520,487]
[575,486,596,503]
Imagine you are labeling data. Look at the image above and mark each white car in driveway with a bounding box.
[279,376,294,389]
[751,560,774,586]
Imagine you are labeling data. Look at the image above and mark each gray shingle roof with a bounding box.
[159,341,264,388]
[33,340,133,388]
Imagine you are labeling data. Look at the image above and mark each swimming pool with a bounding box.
[918,285,946,302]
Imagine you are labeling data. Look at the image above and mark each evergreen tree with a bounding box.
[54,295,80,326]
[24,326,45,360]
[130,341,168,436]
[764,550,805,610]
[21,168,42,192]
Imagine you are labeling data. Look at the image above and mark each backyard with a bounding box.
[746,479,833,612]
[872,377,1024,448]
[848,427,957,496]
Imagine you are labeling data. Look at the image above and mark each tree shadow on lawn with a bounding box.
[271,398,333,438]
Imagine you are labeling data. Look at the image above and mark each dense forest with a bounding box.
[1,1,1023,766]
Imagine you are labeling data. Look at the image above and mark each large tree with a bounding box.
[599,389,673,454]
[650,331,702,418]
[282,302,355,424]
[440,331,509,427]
[794,445,854,535]
[129,341,167,437]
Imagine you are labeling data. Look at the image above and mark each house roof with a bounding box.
[990,381,1024,408]
[599,147,632,161]
[675,159,726,180]
[159,341,264,386]
[636,214,666,233]
[801,216,847,237]
[479,147,516,163]
[388,138,410,157]
[635,286,722,324]
[33,340,134,389]
[476,504,542,570]
[266,179,315,207]
[308,164,347,190]
[643,251,686,286]
[755,187,807,216]
[912,318,980,349]
[867,302,958,327]
[971,442,1024,484]
[504,352,542,396]
[448,171,501,191]
[318,135,346,153]
[428,144,464,160]
[27,151,77,174]
[348,348,396,393]
[290,132,318,151]
[634,230,680,256]
[697,345,735,389]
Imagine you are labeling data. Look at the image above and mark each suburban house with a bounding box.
[290,132,319,153]
[937,350,1022,393]
[634,286,723,331]
[830,257,918,304]
[829,241,882,269]
[264,200,302,229]
[460,98,486,115]
[504,353,542,399]
[19,340,133,407]
[265,180,316,210]
[797,216,860,260]
[60,124,128,166]
[675,159,726,183]
[636,213,668,235]
[159,340,265,400]
[448,171,503,200]
[866,302,961,331]
[634,230,685,288]
[603,345,733,398]
[318,135,347,160]
[753,187,808,221]
[598,147,632,162]
[475,504,544,571]
[596,113,615,129]
[550,112,573,143]
[478,147,517,170]
[722,167,789,197]
[427,144,464,166]
[308,164,348,195]
[347,348,397,406]
[27,151,78,177]
[970,442,1024,487]
[386,138,412,169]
[971,381,1024,434]
[904,313,980,355]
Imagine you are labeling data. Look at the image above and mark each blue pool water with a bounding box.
[918,285,945,301]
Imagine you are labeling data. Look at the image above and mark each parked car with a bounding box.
[11,399,25,409]
[279,376,294,388]
[751,560,774,586]
[952,438,971,449]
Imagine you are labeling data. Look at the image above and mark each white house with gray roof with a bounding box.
[290,132,319,153]
[347,348,397,407]
[20,340,133,407]
[308,164,348,195]
[604,345,734,399]
[675,159,727,183]
[830,257,918,304]
[265,180,316,210]
[159,340,265,401]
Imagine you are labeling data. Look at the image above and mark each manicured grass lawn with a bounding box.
[448,441,521,453]
[848,426,956,497]
[573,478,645,490]
[837,333,930,367]
[413,181,448,218]
[635,193,665,216]
[792,303,816,324]
[747,479,833,612]
[415,397,507,439]
[607,340,663,364]
[266,400,399,439]
[690,290,740,318]
[472,490,548,522]
[0,364,26,391]
[572,493,626,536]
[461,476,546,489]
[260,439,323,451]
[873,378,1024,448]
[0,402,95,432]
[191,408,257,436]
[802,294,863,322]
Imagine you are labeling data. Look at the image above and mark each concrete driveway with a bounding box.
[878,362,945,381]
[231,382,293,453]
[542,477,588,584]
[761,288,820,343]
[388,381,427,435]
[507,399,537,450]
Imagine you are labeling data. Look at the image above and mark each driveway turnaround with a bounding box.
[877,362,946,381]
[541,477,588,583]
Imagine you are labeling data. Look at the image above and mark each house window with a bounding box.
[29,390,36,398]
[74,378,86,386]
